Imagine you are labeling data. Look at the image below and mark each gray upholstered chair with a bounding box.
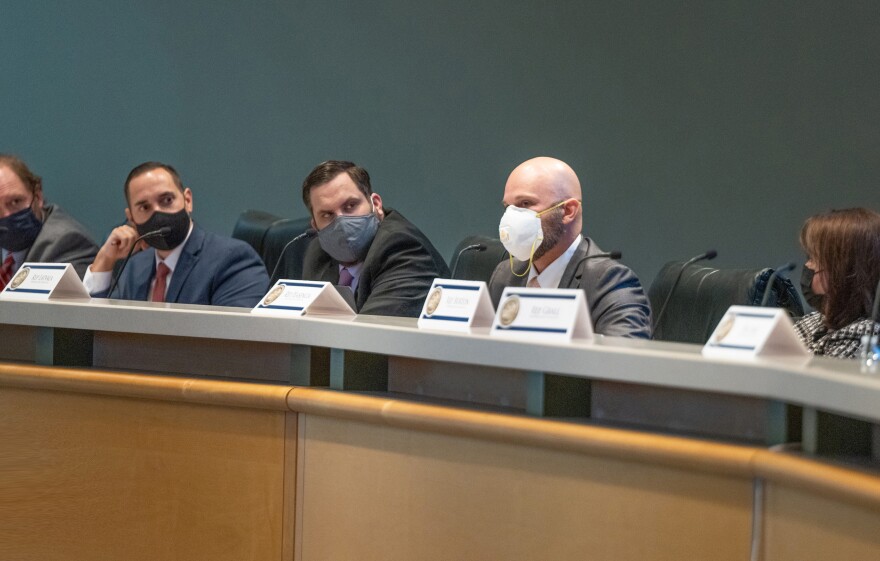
[648,263,804,344]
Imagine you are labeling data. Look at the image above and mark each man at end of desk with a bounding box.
[271,160,449,317]
[0,154,99,287]
[84,162,268,307]
[488,156,652,338]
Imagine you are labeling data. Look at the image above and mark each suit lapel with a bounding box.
[127,250,156,301]
[318,259,339,284]
[559,238,591,289]
[166,227,204,303]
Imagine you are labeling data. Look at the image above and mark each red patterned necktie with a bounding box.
[151,262,171,302]
[0,254,15,290]
[527,276,541,288]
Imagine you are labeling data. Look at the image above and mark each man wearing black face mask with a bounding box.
[0,155,98,287]
[84,162,268,307]
[271,160,448,317]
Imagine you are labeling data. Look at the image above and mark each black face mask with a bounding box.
[0,206,43,252]
[135,208,190,251]
[800,265,824,311]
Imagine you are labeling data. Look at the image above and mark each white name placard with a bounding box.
[702,305,809,359]
[252,280,356,317]
[490,287,594,342]
[0,263,89,300]
[417,279,495,332]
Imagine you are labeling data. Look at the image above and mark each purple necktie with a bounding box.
[339,267,354,290]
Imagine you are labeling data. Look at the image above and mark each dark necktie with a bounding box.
[0,254,16,290]
[151,262,171,302]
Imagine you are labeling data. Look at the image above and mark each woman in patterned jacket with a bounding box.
[794,208,880,358]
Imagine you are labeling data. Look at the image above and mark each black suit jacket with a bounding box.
[488,237,652,338]
[23,204,99,278]
[282,209,449,317]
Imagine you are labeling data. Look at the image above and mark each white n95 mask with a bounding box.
[499,206,544,261]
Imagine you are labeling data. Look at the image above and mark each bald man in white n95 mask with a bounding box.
[488,157,652,338]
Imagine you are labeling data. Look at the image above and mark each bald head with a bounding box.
[503,156,583,232]
[505,157,582,204]
[501,157,584,271]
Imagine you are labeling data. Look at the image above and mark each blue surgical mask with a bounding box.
[316,209,380,264]
[0,206,43,252]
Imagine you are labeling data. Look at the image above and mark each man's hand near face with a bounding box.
[91,224,146,272]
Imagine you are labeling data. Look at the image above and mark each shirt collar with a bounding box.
[528,235,582,289]
[154,222,194,272]
[1,248,28,270]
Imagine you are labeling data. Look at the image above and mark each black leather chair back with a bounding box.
[263,216,313,281]
[231,210,284,258]
[648,263,804,344]
[449,235,508,282]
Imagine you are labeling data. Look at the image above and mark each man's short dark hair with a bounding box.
[301,160,372,213]
[124,161,185,203]
[0,154,42,194]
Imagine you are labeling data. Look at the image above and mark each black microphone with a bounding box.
[652,249,718,338]
[570,251,623,281]
[107,227,172,298]
[450,243,486,279]
[760,261,796,307]
[268,229,317,282]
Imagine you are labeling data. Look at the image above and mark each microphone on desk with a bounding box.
[450,243,486,279]
[760,261,796,307]
[652,249,718,339]
[268,229,317,282]
[108,227,173,298]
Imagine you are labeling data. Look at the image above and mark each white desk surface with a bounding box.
[1,297,878,423]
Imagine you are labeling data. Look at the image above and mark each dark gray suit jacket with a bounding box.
[24,204,99,278]
[291,209,449,318]
[488,237,652,338]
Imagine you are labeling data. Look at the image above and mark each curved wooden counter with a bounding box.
[3,363,880,560]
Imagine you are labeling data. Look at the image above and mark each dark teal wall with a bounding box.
[2,1,878,284]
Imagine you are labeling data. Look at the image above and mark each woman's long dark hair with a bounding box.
[800,208,880,330]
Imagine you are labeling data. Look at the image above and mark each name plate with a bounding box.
[702,305,809,359]
[0,263,89,300]
[252,280,356,317]
[490,287,594,342]
[417,279,495,332]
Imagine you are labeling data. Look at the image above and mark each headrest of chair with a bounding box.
[232,210,285,257]
[450,235,508,282]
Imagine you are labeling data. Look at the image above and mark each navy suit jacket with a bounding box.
[100,224,269,308]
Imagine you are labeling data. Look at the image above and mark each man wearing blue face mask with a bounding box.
[488,157,652,338]
[0,154,98,287]
[271,160,449,317]
[83,162,268,307]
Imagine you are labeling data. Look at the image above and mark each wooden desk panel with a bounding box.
[0,370,295,561]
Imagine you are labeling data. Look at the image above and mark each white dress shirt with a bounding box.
[526,235,583,288]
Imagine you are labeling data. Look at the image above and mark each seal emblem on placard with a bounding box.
[425,286,443,316]
[713,314,735,343]
[499,294,520,326]
[9,267,30,290]
[262,285,285,306]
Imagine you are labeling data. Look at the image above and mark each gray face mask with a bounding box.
[316,211,380,264]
